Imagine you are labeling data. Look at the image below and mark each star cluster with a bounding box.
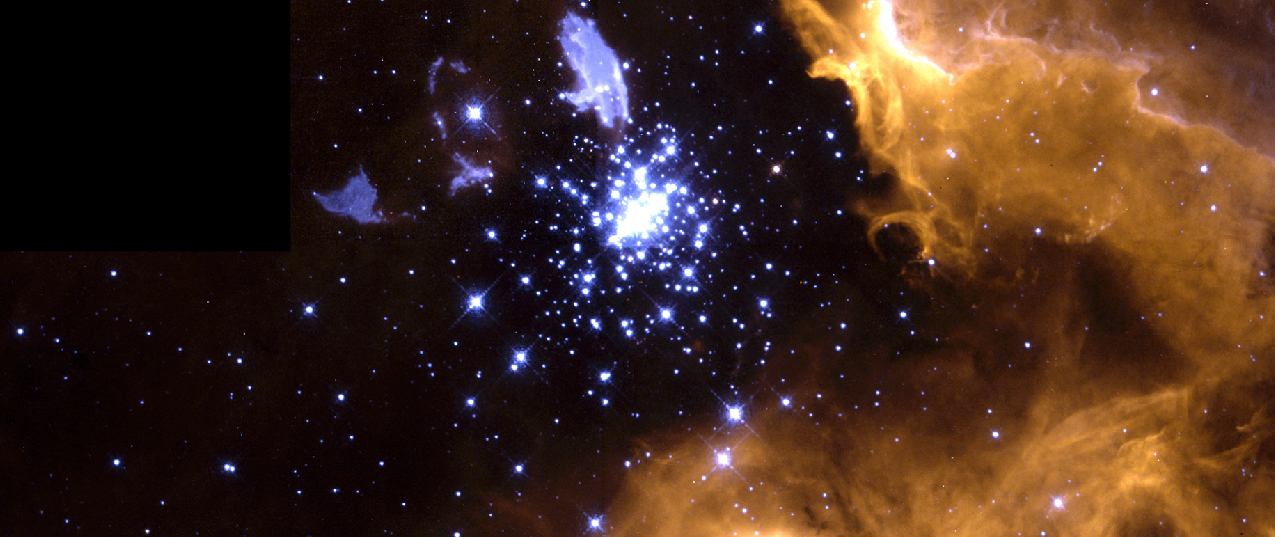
[5,0,1271,535]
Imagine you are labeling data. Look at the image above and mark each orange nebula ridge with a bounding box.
[602,0,1274,535]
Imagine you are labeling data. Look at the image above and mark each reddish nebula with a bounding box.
[602,0,1274,535]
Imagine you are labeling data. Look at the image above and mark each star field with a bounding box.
[5,0,1273,535]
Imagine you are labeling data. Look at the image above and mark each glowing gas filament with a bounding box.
[867,0,950,77]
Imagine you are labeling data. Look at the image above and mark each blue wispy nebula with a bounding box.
[558,13,629,129]
[313,168,385,224]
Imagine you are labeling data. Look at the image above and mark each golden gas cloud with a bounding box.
[601,0,1274,535]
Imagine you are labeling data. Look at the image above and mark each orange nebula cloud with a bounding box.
[603,0,1274,535]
